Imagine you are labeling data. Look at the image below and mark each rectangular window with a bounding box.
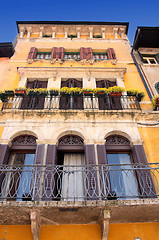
[142,55,158,64]
[93,53,108,60]
[64,52,80,60]
[36,52,51,60]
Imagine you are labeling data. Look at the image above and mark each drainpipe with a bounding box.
[131,49,153,100]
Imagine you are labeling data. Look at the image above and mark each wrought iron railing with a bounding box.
[1,95,141,110]
[0,163,158,201]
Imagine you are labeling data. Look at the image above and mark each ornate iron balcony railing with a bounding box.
[0,163,157,201]
[1,95,141,110]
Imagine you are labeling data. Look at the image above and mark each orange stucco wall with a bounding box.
[0,223,159,240]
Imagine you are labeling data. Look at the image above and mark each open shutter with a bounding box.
[43,145,57,200]
[73,79,83,110]
[80,47,85,60]
[107,48,116,60]
[156,54,159,64]
[0,145,10,193]
[87,47,93,60]
[132,145,156,198]
[96,80,110,110]
[59,80,70,109]
[31,144,45,200]
[60,47,65,59]
[51,47,57,59]
[85,145,98,200]
[97,145,111,199]
[27,47,37,59]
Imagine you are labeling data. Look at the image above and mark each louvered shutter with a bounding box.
[85,145,98,200]
[43,145,57,200]
[60,47,65,59]
[110,48,116,59]
[51,47,57,59]
[96,80,110,110]
[97,145,111,199]
[132,145,156,198]
[59,80,70,109]
[73,79,83,110]
[35,81,48,109]
[27,47,37,59]
[87,47,93,60]
[80,48,85,60]
[0,145,10,192]
[31,144,45,200]
[107,48,116,60]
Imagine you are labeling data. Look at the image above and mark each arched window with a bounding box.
[97,134,156,199]
[0,135,37,201]
[155,82,159,94]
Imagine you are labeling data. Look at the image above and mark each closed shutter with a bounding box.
[43,145,57,200]
[27,47,37,59]
[59,80,70,109]
[31,144,45,200]
[97,145,110,199]
[73,79,83,110]
[132,145,156,198]
[85,145,98,200]
[87,47,93,60]
[60,47,65,59]
[96,80,110,110]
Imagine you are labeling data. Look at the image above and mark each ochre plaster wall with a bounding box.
[0,127,4,139]
[0,223,159,240]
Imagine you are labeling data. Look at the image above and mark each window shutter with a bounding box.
[59,80,70,109]
[85,145,98,200]
[132,145,156,198]
[96,80,110,110]
[31,144,45,200]
[97,145,110,199]
[80,47,85,60]
[0,144,10,164]
[27,47,37,59]
[43,145,57,200]
[107,48,116,60]
[87,47,93,60]
[60,47,65,59]
[156,54,159,63]
[51,47,57,59]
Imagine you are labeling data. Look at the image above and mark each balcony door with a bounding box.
[96,80,122,110]
[61,153,85,201]
[59,79,83,109]
[21,80,48,109]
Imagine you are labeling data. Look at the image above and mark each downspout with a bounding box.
[131,49,153,100]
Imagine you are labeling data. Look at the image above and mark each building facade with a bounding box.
[0,21,159,240]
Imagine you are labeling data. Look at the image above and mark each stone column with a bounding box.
[101,28,105,39]
[52,27,56,38]
[119,28,125,39]
[88,27,93,38]
[113,27,118,39]
[19,27,25,38]
[102,210,111,240]
[39,27,44,38]
[64,27,69,38]
[76,27,81,38]
[27,27,32,38]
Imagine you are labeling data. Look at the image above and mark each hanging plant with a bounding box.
[93,35,102,38]
[151,95,159,110]
[68,35,77,40]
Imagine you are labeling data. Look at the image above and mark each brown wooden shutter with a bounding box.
[80,47,85,60]
[96,80,110,110]
[27,47,37,59]
[132,145,156,198]
[85,145,98,200]
[97,145,110,199]
[59,80,70,109]
[31,144,45,200]
[107,48,116,60]
[43,145,57,200]
[87,47,93,60]
[73,79,83,110]
[60,47,65,59]
[156,54,159,63]
[0,144,10,164]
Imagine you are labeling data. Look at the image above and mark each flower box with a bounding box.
[83,91,93,96]
[4,90,14,97]
[50,91,59,96]
[110,92,122,97]
[15,90,26,96]
[156,98,159,107]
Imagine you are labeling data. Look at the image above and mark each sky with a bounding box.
[0,0,159,45]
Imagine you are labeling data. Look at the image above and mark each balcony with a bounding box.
[1,95,141,110]
[0,163,157,201]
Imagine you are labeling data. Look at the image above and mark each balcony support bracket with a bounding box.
[100,210,110,240]
[30,210,41,240]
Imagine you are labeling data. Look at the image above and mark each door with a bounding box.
[2,153,35,201]
[59,79,83,109]
[21,80,48,109]
[61,153,85,201]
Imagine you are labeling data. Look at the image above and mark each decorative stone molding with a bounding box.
[30,210,40,240]
[76,27,81,38]
[64,27,69,38]
[19,27,25,38]
[58,135,84,146]
[27,27,32,38]
[106,135,130,145]
[119,28,125,39]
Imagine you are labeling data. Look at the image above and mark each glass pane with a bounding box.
[107,153,139,199]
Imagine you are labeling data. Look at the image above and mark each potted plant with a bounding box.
[60,87,71,96]
[49,88,59,96]
[136,91,145,102]
[4,90,14,97]
[0,91,6,102]
[151,95,159,110]
[93,35,102,38]
[15,87,26,96]
[68,35,77,40]
[82,88,94,96]
[109,86,125,96]
[27,88,48,96]
[43,34,51,38]
[94,88,108,97]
